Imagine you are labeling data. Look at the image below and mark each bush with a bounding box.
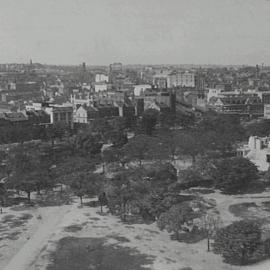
[157,202,200,239]
[211,157,259,194]
[213,220,266,265]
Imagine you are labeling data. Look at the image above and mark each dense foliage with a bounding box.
[213,220,270,265]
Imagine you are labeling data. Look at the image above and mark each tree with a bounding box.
[158,131,180,164]
[178,168,204,187]
[98,192,108,213]
[6,145,55,201]
[211,157,259,194]
[245,119,270,138]
[200,214,222,252]
[54,156,96,189]
[74,130,103,157]
[7,147,38,201]
[70,172,101,205]
[157,202,198,240]
[0,183,6,212]
[110,130,128,148]
[197,112,245,155]
[140,109,159,136]
[45,122,66,146]
[123,134,152,166]
[177,130,206,163]
[213,220,263,265]
[160,111,195,129]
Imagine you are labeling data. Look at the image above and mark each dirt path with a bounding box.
[3,204,74,270]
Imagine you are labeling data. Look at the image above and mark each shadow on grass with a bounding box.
[47,237,155,270]
[229,202,258,219]
[1,213,33,229]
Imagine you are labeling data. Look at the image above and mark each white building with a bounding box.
[237,136,270,171]
[25,102,43,111]
[95,74,109,83]
[44,104,73,127]
[167,71,195,88]
[94,82,108,92]
[134,84,152,96]
[206,88,223,102]
[264,104,270,119]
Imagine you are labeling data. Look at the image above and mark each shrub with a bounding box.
[213,220,265,265]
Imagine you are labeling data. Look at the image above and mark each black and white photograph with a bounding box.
[0,0,270,269]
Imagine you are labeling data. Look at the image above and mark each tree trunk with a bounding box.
[122,202,126,221]
[120,161,125,168]
[175,230,179,241]
[207,237,210,252]
[100,204,103,213]
[27,191,31,202]
[80,196,83,205]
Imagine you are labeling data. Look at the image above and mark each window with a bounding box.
[267,154,270,163]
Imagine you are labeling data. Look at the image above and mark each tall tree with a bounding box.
[140,109,159,136]
[210,157,259,194]
[70,172,102,205]
[123,134,152,166]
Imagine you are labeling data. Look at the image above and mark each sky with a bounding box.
[0,0,270,65]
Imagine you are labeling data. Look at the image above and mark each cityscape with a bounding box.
[1,1,270,270]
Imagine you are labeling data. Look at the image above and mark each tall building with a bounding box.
[109,63,123,84]
[109,63,122,73]
[167,71,195,88]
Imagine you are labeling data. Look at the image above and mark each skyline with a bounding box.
[1,0,270,66]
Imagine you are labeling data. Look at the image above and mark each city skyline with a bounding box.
[1,0,270,66]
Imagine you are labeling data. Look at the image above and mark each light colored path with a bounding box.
[3,204,73,270]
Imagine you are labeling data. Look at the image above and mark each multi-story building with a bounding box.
[264,104,270,119]
[208,92,263,116]
[95,73,109,83]
[74,105,99,124]
[152,75,167,89]
[109,63,122,73]
[133,84,152,96]
[167,71,195,88]
[237,136,270,171]
[45,105,73,127]
[94,82,108,92]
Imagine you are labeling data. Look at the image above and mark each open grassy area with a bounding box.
[46,237,155,270]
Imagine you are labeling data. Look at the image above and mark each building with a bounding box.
[167,71,195,88]
[45,105,73,127]
[94,82,108,92]
[0,112,28,123]
[109,63,122,73]
[1,89,43,102]
[96,103,119,118]
[134,84,152,96]
[70,92,92,108]
[74,105,99,124]
[258,92,270,105]
[264,104,270,119]
[0,102,16,113]
[206,88,223,102]
[237,136,270,171]
[95,74,109,83]
[26,110,50,125]
[152,75,167,89]
[208,92,263,116]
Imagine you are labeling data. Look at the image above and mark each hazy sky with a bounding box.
[0,0,270,65]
